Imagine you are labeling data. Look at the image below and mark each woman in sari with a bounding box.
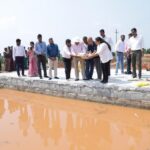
[28,46,38,77]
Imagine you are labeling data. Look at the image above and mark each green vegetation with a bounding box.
[144,48,150,54]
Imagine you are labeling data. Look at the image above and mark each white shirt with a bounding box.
[129,35,144,51]
[115,40,125,53]
[13,46,26,61]
[61,45,72,59]
[101,36,113,48]
[82,43,88,52]
[96,43,113,63]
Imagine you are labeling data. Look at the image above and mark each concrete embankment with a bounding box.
[0,75,150,109]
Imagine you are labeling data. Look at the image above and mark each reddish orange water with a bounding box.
[0,89,150,150]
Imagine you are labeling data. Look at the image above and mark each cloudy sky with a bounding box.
[0,0,150,52]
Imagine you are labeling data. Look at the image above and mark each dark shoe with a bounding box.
[75,79,79,81]
[49,77,52,80]
[22,74,26,77]
[83,79,89,80]
[125,71,132,75]
[40,76,43,79]
[101,80,108,84]
[54,77,59,79]
[44,76,49,78]
[133,75,137,78]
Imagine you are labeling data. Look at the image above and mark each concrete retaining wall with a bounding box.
[0,76,150,109]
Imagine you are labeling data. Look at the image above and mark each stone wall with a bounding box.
[0,76,150,109]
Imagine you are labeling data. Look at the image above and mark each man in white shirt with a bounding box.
[100,29,113,50]
[61,39,72,80]
[13,39,26,77]
[115,35,126,74]
[129,28,144,79]
[100,29,113,76]
[82,36,88,51]
[71,37,86,81]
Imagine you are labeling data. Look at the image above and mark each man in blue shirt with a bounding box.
[85,37,96,80]
[35,34,48,79]
[47,38,60,80]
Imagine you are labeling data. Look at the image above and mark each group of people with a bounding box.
[13,35,60,79]
[115,28,144,79]
[62,35,112,83]
[3,46,29,73]
[5,27,144,84]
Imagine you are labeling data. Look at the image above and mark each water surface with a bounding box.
[0,89,150,150]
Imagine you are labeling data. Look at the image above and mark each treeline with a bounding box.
[144,48,150,54]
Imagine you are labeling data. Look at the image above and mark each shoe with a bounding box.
[22,74,26,77]
[54,77,59,79]
[83,79,89,80]
[133,75,137,78]
[101,80,108,84]
[129,71,132,74]
[49,77,52,80]
[40,76,43,79]
[125,71,132,75]
[125,71,129,74]
[44,76,49,78]
[75,79,79,81]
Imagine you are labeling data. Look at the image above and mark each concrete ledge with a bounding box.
[0,75,150,109]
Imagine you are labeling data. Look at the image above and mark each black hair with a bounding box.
[100,29,105,33]
[16,39,21,42]
[121,34,125,38]
[49,38,53,41]
[131,28,137,32]
[83,36,87,40]
[66,39,71,44]
[37,34,42,38]
[30,41,34,45]
[95,37,111,51]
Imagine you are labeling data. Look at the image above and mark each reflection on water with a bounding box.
[0,89,150,150]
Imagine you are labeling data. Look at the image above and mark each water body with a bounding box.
[0,89,150,150]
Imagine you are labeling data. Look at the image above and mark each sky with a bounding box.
[0,0,150,52]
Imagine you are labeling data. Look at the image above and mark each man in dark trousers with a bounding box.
[35,34,48,79]
[100,29,113,76]
[85,37,96,80]
[13,39,26,77]
[129,28,144,79]
[61,39,72,80]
